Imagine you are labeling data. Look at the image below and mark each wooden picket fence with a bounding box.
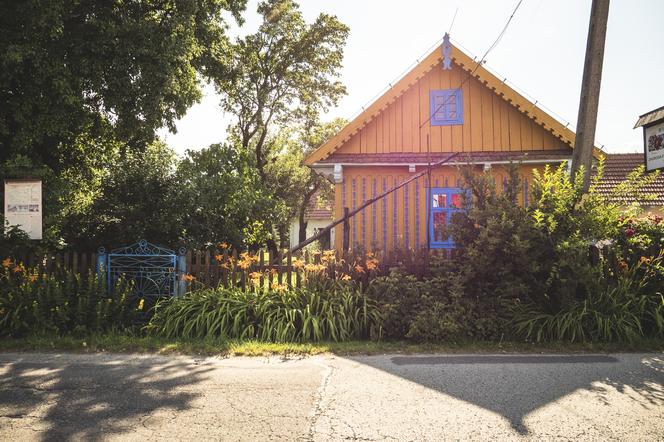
[8,247,452,293]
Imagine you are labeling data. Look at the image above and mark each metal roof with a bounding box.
[634,105,664,128]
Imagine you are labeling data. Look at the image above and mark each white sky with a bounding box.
[160,0,664,156]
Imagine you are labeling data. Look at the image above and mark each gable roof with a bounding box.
[305,42,602,166]
[594,153,664,206]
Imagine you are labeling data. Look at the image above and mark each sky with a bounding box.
[159,0,664,156]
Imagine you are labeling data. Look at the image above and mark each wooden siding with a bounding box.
[334,164,541,251]
[335,64,568,156]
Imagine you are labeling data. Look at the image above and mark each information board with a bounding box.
[4,180,42,240]
[645,120,664,172]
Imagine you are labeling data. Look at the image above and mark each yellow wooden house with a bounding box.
[305,37,600,251]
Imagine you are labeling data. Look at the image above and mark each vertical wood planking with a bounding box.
[450,65,464,151]
[508,105,522,151]
[520,113,533,150]
[402,88,413,152]
[469,76,483,151]
[480,81,494,150]
[492,94,503,151]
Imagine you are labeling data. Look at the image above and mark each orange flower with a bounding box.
[218,242,229,249]
[29,274,38,282]
[292,258,305,269]
[271,282,288,292]
[12,265,22,274]
[365,257,379,270]
[238,252,258,270]
[214,254,224,262]
[183,273,195,282]
[1,258,12,268]
[340,274,352,281]
[617,260,629,273]
[354,264,365,273]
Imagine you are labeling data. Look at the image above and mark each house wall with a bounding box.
[333,164,544,251]
[290,218,334,249]
[334,64,568,155]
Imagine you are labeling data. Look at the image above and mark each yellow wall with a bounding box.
[334,164,542,251]
[335,64,567,155]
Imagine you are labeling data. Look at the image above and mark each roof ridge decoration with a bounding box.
[305,41,602,166]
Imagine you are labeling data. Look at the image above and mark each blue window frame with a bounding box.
[428,187,466,249]
[430,89,464,126]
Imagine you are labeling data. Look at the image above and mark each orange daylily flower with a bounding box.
[1,258,12,268]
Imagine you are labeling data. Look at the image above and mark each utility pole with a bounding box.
[570,0,610,191]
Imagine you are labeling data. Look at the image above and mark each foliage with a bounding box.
[0,0,246,250]
[60,141,183,250]
[368,270,503,342]
[176,142,285,249]
[0,260,136,337]
[214,0,348,178]
[512,254,664,342]
[264,119,345,246]
[0,0,245,165]
[147,282,381,342]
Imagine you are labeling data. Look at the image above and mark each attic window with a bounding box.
[429,89,463,126]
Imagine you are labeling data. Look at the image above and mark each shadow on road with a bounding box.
[351,353,664,435]
[0,354,213,441]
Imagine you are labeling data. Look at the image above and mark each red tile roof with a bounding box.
[305,190,333,220]
[594,153,664,206]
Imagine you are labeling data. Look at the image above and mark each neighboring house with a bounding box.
[594,153,664,214]
[288,191,334,249]
[305,36,600,251]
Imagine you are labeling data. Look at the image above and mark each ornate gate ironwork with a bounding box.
[97,240,186,309]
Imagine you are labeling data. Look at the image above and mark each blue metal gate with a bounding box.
[97,240,186,309]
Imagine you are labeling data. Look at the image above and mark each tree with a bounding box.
[0,0,246,169]
[265,119,345,246]
[0,0,246,247]
[212,0,348,254]
[176,141,288,249]
[213,0,348,181]
[60,141,183,250]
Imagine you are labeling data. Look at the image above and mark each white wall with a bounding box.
[289,219,335,249]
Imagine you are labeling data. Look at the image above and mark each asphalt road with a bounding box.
[1,352,662,441]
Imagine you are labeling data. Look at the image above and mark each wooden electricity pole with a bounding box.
[570,0,610,191]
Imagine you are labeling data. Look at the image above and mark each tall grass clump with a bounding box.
[0,259,136,337]
[147,280,382,342]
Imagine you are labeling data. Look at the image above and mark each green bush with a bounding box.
[0,260,136,337]
[146,280,382,342]
[512,255,664,342]
[368,271,503,341]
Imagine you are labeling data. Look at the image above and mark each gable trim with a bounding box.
[305,42,602,166]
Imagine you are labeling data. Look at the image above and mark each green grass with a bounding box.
[1,334,663,356]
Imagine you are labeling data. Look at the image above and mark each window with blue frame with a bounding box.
[428,188,466,249]
[430,89,464,126]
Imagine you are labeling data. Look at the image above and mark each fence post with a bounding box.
[96,248,107,274]
[176,249,187,297]
[342,207,350,253]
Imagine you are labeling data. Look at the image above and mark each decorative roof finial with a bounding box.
[442,33,452,70]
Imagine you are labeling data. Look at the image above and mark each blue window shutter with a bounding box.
[430,89,464,126]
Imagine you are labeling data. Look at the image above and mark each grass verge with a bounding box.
[0,334,663,356]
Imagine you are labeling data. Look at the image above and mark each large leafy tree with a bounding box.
[214,0,348,181]
[212,0,348,252]
[0,0,246,169]
[0,0,246,248]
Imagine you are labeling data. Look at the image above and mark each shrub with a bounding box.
[512,254,664,342]
[146,281,382,342]
[0,259,136,337]
[368,270,504,341]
